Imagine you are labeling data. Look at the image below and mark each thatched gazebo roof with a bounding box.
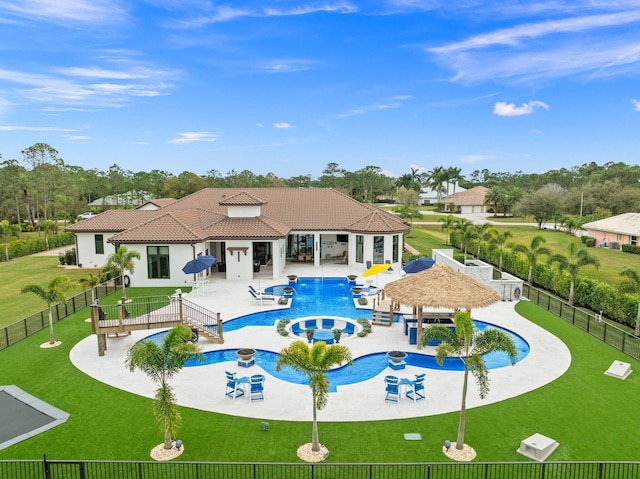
[385,263,500,309]
[384,264,500,349]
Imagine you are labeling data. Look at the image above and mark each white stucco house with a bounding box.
[66,188,410,288]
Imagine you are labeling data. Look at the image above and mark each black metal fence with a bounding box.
[0,280,118,351]
[523,283,640,360]
[1,459,638,479]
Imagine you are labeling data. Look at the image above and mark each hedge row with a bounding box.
[0,232,76,262]
[451,236,638,329]
[622,244,640,255]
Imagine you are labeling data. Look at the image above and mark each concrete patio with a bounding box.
[70,263,571,422]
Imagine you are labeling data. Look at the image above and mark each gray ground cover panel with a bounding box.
[0,386,69,450]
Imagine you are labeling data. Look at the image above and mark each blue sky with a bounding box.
[1,1,639,180]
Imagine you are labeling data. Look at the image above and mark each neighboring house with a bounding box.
[65,188,410,287]
[135,198,177,211]
[582,212,640,248]
[419,183,466,206]
[441,186,489,214]
[88,190,156,209]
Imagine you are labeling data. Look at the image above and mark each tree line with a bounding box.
[2,142,640,227]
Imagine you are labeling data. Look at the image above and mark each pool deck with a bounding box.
[70,263,571,422]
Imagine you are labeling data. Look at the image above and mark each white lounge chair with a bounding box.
[249,289,275,305]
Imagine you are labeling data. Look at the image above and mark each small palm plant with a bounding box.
[509,235,551,284]
[125,325,203,450]
[422,310,517,452]
[21,274,76,345]
[618,267,640,336]
[80,272,104,303]
[276,340,352,453]
[0,219,21,261]
[547,242,600,305]
[102,245,141,299]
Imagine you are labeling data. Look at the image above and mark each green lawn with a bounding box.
[0,255,102,328]
[0,295,639,462]
[411,224,640,285]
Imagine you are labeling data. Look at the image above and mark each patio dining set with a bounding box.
[225,371,265,402]
[384,373,425,403]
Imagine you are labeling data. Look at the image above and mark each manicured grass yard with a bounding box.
[0,295,639,462]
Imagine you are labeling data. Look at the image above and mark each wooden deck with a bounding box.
[91,295,223,356]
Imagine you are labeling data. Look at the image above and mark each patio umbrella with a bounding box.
[384,264,500,349]
[182,255,216,274]
[361,263,391,277]
[402,257,435,274]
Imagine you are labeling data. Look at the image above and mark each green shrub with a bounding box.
[276,318,290,336]
[622,244,640,255]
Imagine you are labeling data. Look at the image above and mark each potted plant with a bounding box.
[237,348,256,361]
[387,350,407,363]
[351,287,363,295]
[278,297,288,305]
[357,297,368,305]
[283,286,294,295]
[332,328,342,343]
[287,274,298,282]
[347,274,358,282]
[305,328,315,343]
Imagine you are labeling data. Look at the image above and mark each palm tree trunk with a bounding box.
[569,280,575,305]
[527,266,533,284]
[311,398,320,452]
[164,432,173,450]
[635,301,640,337]
[121,272,127,298]
[456,367,469,449]
[48,308,55,344]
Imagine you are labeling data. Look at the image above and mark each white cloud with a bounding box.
[169,131,218,144]
[334,97,408,119]
[273,122,292,129]
[493,100,549,116]
[428,9,640,82]
[633,99,640,111]
[0,125,75,131]
[0,0,127,24]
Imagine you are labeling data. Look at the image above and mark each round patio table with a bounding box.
[312,330,334,345]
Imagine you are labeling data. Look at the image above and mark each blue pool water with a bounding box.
[148,277,530,391]
[222,277,398,332]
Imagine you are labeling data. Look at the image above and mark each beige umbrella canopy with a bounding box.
[384,263,501,349]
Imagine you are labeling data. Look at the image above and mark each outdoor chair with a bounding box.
[406,373,425,402]
[225,371,245,400]
[342,322,356,336]
[249,289,276,305]
[291,321,305,335]
[249,374,265,402]
[384,375,400,404]
[322,318,335,329]
[249,285,273,296]
[304,319,318,330]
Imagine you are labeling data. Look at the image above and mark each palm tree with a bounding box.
[0,219,21,261]
[80,272,104,303]
[619,267,640,336]
[547,242,600,305]
[126,325,204,450]
[40,219,58,250]
[422,310,517,451]
[452,219,477,261]
[276,340,352,453]
[438,214,457,246]
[21,274,76,345]
[446,166,463,195]
[474,223,494,259]
[102,245,141,299]
[488,229,513,271]
[484,186,507,216]
[427,166,447,205]
[509,235,551,284]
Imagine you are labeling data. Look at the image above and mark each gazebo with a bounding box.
[384,264,500,349]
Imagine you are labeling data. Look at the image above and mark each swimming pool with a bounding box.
[145,277,530,391]
[221,277,401,332]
